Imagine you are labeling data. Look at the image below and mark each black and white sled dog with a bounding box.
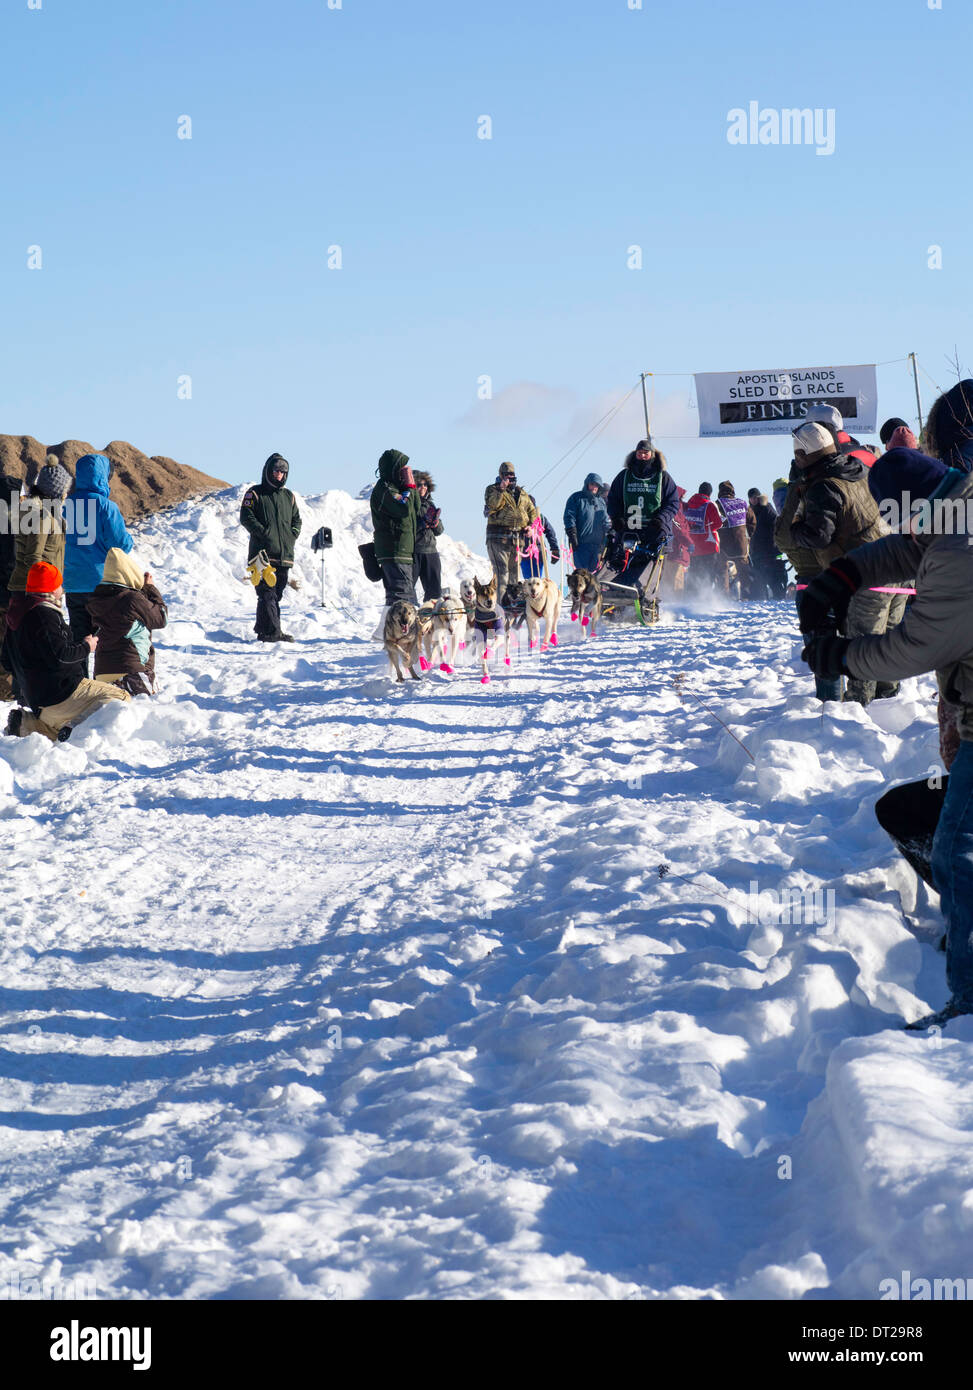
[472,574,513,683]
[567,568,603,638]
[383,601,422,681]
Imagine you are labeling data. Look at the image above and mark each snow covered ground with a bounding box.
[1,486,972,1302]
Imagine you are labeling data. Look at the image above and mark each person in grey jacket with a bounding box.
[800,463,973,1030]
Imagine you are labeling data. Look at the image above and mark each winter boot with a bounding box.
[904,995,973,1031]
[4,708,23,737]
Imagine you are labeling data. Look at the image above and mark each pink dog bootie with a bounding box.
[440,662,453,674]
[571,612,578,622]
[504,656,511,666]
[550,633,558,645]
[581,615,589,627]
[481,674,491,684]
[419,656,430,671]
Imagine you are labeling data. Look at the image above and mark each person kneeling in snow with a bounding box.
[2,561,130,742]
[799,459,973,1031]
[86,548,168,696]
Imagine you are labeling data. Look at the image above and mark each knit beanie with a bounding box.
[868,447,948,507]
[888,425,917,451]
[498,462,516,478]
[880,417,909,446]
[26,561,63,593]
[635,439,653,453]
[33,461,72,499]
[698,482,713,497]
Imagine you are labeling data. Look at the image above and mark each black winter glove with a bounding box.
[798,557,862,634]
[566,528,579,549]
[802,633,851,679]
[550,547,560,564]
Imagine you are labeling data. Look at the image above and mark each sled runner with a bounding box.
[596,534,665,626]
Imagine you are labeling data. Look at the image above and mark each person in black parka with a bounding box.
[240,454,302,642]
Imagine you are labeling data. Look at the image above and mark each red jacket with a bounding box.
[684,494,723,555]
[667,486,692,568]
[838,431,876,469]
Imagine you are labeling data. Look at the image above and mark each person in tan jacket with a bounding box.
[6,458,70,595]
[483,462,538,604]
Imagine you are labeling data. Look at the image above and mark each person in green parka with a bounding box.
[239,454,302,642]
[370,449,421,606]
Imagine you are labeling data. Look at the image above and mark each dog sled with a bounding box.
[595,534,665,625]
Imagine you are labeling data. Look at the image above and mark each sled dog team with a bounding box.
[382,569,602,684]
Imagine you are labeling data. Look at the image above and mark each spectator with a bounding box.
[0,472,21,701]
[683,482,724,591]
[2,561,129,741]
[803,403,877,470]
[240,453,303,640]
[715,481,754,595]
[661,485,691,594]
[788,421,896,705]
[799,460,973,1029]
[483,463,537,604]
[747,488,787,599]
[521,500,559,581]
[924,378,973,473]
[412,471,444,602]
[879,417,917,452]
[368,449,419,608]
[86,549,168,695]
[62,454,134,643]
[563,472,610,572]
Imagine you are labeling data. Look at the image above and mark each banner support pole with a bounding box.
[640,373,651,437]
[909,352,925,438]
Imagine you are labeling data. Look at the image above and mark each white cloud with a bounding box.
[457,380,575,430]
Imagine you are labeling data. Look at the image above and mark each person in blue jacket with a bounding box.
[520,498,560,580]
[62,454,134,642]
[563,472,609,571]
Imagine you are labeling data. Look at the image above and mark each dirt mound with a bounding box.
[0,435,227,522]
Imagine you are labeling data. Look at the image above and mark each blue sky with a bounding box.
[1,0,970,546]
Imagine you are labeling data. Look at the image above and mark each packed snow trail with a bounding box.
[1,489,972,1302]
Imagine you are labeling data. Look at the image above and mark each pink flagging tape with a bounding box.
[795,584,916,595]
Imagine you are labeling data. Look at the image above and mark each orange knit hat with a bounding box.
[26,561,63,594]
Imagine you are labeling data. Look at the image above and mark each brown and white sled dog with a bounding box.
[383,601,422,681]
[459,577,477,651]
[522,575,562,650]
[472,574,511,683]
[567,568,603,638]
[430,590,466,673]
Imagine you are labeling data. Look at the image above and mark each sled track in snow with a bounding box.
[0,597,970,1300]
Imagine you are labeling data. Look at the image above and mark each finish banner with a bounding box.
[694,363,878,437]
